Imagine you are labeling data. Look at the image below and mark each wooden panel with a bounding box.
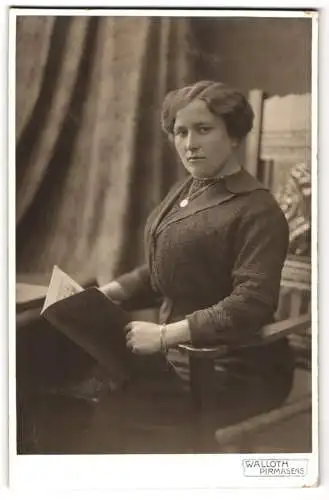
[244,89,264,176]
[290,290,304,317]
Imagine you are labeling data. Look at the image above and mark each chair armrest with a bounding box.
[177,314,311,359]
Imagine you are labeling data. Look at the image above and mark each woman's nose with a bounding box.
[185,131,199,151]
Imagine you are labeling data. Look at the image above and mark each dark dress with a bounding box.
[114,168,294,452]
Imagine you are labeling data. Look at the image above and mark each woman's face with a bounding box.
[173,99,238,179]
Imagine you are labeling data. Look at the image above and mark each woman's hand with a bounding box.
[124,319,192,355]
[98,280,127,304]
[125,321,162,355]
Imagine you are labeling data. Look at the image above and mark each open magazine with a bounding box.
[40,266,133,384]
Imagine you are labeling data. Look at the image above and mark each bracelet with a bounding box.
[160,324,169,354]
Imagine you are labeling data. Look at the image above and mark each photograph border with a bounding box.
[7,5,320,492]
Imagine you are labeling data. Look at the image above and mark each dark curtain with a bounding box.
[16,16,195,284]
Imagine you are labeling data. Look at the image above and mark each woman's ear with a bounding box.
[168,133,174,144]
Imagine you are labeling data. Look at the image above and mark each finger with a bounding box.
[124,323,132,334]
[126,337,134,349]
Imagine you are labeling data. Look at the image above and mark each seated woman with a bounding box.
[100,80,294,451]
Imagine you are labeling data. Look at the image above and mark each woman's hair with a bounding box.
[161,80,254,141]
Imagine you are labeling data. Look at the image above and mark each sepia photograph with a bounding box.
[10,6,317,489]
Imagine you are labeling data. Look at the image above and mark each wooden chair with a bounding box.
[178,307,311,452]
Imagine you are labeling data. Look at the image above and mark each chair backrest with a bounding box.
[245,91,311,183]
[245,90,312,368]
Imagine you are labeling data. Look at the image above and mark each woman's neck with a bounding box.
[191,153,241,181]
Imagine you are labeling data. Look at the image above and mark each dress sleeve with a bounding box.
[186,197,289,346]
[116,264,162,311]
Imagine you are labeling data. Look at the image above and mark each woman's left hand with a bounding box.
[125,321,162,355]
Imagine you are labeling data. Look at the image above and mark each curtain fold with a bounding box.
[16,16,195,283]
[16,16,91,223]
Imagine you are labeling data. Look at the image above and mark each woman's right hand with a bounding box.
[98,280,127,304]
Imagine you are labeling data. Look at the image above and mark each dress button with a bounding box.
[179,199,188,208]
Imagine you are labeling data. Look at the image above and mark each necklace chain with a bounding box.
[179,180,214,208]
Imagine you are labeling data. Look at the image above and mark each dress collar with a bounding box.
[190,153,242,183]
[188,152,265,194]
[223,168,266,194]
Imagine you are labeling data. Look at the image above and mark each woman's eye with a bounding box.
[198,126,212,134]
[174,129,187,137]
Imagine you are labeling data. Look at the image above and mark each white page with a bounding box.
[41,265,83,314]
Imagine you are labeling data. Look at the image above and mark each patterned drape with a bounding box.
[16,16,194,283]
[276,162,311,256]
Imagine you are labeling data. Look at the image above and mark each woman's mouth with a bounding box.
[187,157,206,163]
